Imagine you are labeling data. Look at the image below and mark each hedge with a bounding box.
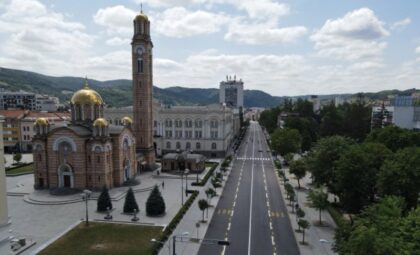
[191,162,218,187]
[152,190,199,254]
[5,162,33,171]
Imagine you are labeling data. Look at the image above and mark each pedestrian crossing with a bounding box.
[216,208,234,216]
[236,157,271,161]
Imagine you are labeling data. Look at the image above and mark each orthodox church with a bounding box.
[32,10,155,190]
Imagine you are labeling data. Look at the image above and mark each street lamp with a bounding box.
[81,189,92,226]
[184,169,190,197]
[172,232,189,255]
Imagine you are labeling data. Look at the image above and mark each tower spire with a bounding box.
[84,76,89,89]
[140,3,143,13]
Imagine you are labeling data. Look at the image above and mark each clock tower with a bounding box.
[132,10,155,169]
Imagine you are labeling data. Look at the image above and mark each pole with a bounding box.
[185,173,188,197]
[85,195,89,226]
[172,235,176,255]
[181,172,184,206]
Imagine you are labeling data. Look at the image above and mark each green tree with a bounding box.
[365,126,417,152]
[123,187,139,213]
[307,189,329,225]
[271,128,302,156]
[97,186,112,212]
[377,147,420,210]
[306,136,354,196]
[335,196,409,255]
[259,107,281,133]
[284,117,318,152]
[205,188,217,205]
[296,208,305,232]
[319,102,343,137]
[334,143,391,214]
[13,152,22,164]
[340,101,371,142]
[198,199,209,222]
[289,159,307,189]
[298,219,310,244]
[146,185,166,216]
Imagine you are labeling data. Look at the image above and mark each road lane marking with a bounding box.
[247,123,256,255]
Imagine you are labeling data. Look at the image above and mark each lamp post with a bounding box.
[172,232,189,255]
[184,169,190,197]
[81,189,92,226]
[181,171,184,206]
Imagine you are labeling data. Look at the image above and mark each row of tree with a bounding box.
[260,98,372,153]
[97,185,166,216]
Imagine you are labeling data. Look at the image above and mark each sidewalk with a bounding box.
[279,168,337,255]
[159,159,229,255]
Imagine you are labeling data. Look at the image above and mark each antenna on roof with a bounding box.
[140,3,143,13]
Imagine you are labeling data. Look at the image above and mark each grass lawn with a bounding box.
[6,163,33,175]
[40,222,163,255]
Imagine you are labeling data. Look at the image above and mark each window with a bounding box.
[175,119,182,128]
[211,119,218,128]
[186,142,191,150]
[211,131,218,139]
[185,119,192,128]
[176,142,181,149]
[165,119,172,128]
[212,143,217,150]
[97,156,100,163]
[185,130,192,139]
[196,142,201,150]
[38,154,42,161]
[195,119,202,128]
[165,130,172,138]
[175,131,182,138]
[166,141,171,149]
[195,131,202,139]
[154,121,157,127]
[137,58,144,73]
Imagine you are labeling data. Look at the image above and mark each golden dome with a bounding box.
[122,116,133,125]
[93,118,108,127]
[35,117,49,126]
[136,10,148,21]
[71,79,104,105]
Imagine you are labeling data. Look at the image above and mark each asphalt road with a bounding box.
[198,122,299,255]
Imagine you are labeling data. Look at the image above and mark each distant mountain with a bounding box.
[0,67,286,108]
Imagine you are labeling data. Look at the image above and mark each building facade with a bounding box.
[0,90,36,110]
[32,81,137,190]
[104,102,237,158]
[132,11,155,169]
[0,110,27,153]
[35,95,60,112]
[219,76,244,108]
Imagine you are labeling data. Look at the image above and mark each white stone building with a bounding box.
[104,102,237,158]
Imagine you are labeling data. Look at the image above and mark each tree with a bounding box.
[289,159,307,189]
[307,189,329,225]
[298,219,310,244]
[97,186,112,212]
[271,128,302,156]
[205,188,216,205]
[319,102,342,137]
[340,101,371,142]
[377,147,420,210]
[284,116,318,152]
[334,196,411,255]
[13,152,22,164]
[123,187,139,213]
[366,126,418,152]
[334,143,391,214]
[211,178,222,191]
[305,136,354,196]
[296,208,305,232]
[146,185,166,216]
[198,199,209,222]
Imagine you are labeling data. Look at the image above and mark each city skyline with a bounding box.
[0,0,419,96]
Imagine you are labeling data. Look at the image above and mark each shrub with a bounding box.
[13,153,22,164]
[97,186,112,212]
[146,185,166,216]
[123,187,139,213]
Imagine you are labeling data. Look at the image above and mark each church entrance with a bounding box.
[64,175,71,188]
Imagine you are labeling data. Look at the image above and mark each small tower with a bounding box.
[132,8,155,169]
[34,117,50,136]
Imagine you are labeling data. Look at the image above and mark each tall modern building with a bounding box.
[219,76,244,108]
[132,10,155,169]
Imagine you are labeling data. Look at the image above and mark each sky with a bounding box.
[0,0,420,96]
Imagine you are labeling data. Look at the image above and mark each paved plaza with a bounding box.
[4,163,220,255]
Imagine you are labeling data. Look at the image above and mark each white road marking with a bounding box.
[247,124,256,255]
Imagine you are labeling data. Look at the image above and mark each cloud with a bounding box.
[106,37,131,46]
[0,0,93,75]
[155,7,229,37]
[390,18,411,30]
[238,0,290,20]
[416,46,420,54]
[225,19,307,44]
[93,5,137,36]
[311,8,389,61]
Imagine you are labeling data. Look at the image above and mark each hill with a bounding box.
[0,67,285,108]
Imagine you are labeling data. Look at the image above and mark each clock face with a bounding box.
[136,47,144,55]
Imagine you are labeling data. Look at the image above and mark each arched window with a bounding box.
[196,142,201,150]
[165,119,172,128]
[166,141,171,149]
[176,141,181,149]
[175,119,182,128]
[212,142,217,150]
[185,119,192,128]
[137,58,144,73]
[211,119,218,128]
[195,119,202,128]
[186,142,191,150]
